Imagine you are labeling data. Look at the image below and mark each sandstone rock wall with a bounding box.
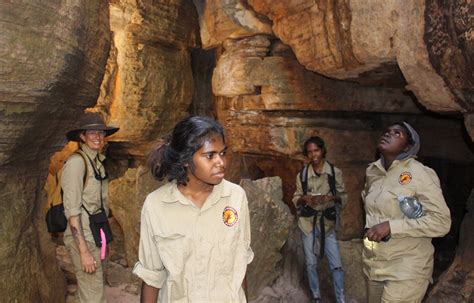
[210,33,473,240]
[248,0,473,116]
[103,0,199,147]
[0,1,111,301]
[196,1,474,301]
[426,190,474,303]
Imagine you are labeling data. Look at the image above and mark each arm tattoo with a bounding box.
[70,216,85,247]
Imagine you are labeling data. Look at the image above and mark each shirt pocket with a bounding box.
[154,233,188,274]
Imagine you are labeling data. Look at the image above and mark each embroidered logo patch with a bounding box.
[399,172,412,185]
[222,206,238,227]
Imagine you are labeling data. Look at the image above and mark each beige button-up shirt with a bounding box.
[61,144,109,243]
[133,179,254,303]
[292,161,348,235]
[362,157,451,282]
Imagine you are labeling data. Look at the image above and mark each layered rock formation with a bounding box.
[211,32,473,241]
[102,0,199,149]
[248,0,473,116]
[0,1,110,301]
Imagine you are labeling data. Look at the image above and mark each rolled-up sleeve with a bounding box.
[61,155,86,219]
[133,199,168,289]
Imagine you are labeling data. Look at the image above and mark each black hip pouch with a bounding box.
[323,206,337,221]
[89,210,113,247]
[298,204,319,217]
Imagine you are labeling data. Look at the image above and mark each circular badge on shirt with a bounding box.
[222,206,238,227]
[399,171,412,185]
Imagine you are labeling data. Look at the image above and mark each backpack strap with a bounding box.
[59,150,88,195]
[299,164,310,195]
[73,150,89,189]
[327,161,336,196]
[59,150,89,212]
[326,161,343,232]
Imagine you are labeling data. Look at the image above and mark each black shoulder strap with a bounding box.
[299,164,310,195]
[327,161,336,196]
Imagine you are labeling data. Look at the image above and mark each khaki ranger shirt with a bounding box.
[133,179,254,303]
[292,161,348,235]
[61,144,109,244]
[362,157,451,282]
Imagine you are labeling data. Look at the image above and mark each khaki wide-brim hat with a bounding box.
[66,112,119,142]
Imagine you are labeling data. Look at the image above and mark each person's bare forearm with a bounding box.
[140,282,160,303]
[69,215,88,253]
[69,215,96,273]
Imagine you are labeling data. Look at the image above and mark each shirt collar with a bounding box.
[307,160,331,178]
[161,180,232,208]
[371,158,408,174]
[79,144,105,161]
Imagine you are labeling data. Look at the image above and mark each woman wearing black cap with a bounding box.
[362,121,451,303]
[61,112,119,303]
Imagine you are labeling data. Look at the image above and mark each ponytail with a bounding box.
[148,140,169,181]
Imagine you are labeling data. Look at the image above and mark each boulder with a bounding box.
[240,177,293,300]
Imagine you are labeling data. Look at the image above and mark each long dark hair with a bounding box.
[149,116,225,185]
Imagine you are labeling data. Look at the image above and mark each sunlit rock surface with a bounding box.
[102,0,199,146]
[193,0,273,49]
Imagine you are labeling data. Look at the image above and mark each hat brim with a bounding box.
[66,126,119,142]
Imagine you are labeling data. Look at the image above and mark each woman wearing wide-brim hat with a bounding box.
[61,112,119,303]
[66,111,119,142]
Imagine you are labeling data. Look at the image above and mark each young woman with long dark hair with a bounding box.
[133,116,254,303]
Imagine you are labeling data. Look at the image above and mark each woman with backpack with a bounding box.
[61,112,119,303]
[292,136,347,303]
